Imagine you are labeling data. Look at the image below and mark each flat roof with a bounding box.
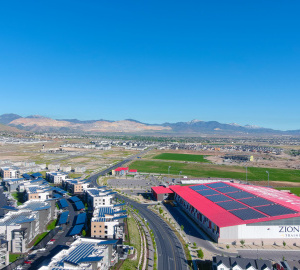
[152,186,174,194]
[169,182,300,228]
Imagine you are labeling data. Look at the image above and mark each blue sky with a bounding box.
[0,1,299,130]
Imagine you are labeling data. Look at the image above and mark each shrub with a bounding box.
[197,249,204,259]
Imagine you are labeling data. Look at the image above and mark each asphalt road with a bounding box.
[119,194,187,270]
[27,199,77,270]
[88,148,188,270]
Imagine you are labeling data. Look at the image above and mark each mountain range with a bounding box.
[0,113,299,135]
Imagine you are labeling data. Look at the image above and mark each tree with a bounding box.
[181,225,184,231]
[240,240,245,246]
[159,208,163,215]
[226,244,230,249]
[197,249,204,259]
[283,241,286,247]
[193,242,197,248]
[82,230,86,237]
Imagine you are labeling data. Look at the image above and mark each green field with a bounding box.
[131,160,300,182]
[153,153,210,163]
[275,187,300,196]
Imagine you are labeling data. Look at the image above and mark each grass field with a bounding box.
[33,232,49,246]
[153,153,210,163]
[275,187,300,196]
[9,253,22,263]
[47,219,57,230]
[120,216,140,270]
[130,160,300,182]
[11,192,24,206]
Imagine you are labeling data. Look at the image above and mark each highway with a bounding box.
[88,148,188,270]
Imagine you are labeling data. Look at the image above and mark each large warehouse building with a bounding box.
[153,182,300,244]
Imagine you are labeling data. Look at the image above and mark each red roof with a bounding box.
[115,167,128,172]
[151,186,174,194]
[168,182,300,228]
[129,169,137,173]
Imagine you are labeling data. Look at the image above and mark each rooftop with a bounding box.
[169,182,300,227]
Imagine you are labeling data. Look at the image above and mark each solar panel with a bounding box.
[74,201,85,211]
[255,204,298,216]
[206,182,229,188]
[230,208,267,220]
[76,212,87,225]
[196,189,220,196]
[205,194,232,203]
[226,191,255,199]
[69,196,81,203]
[58,199,68,209]
[189,185,209,191]
[217,200,248,210]
[58,211,69,225]
[239,197,273,207]
[69,224,84,236]
[215,186,241,193]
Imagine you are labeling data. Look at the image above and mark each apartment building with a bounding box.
[46,171,68,185]
[38,238,119,270]
[0,167,19,179]
[62,179,89,194]
[24,185,52,201]
[85,188,116,210]
[91,205,126,239]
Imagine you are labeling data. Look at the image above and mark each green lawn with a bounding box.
[11,192,24,206]
[9,253,21,263]
[130,160,300,182]
[153,153,210,163]
[275,187,300,196]
[47,219,57,230]
[120,216,141,270]
[33,232,49,246]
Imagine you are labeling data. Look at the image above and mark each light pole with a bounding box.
[168,166,171,178]
[266,171,269,187]
[246,166,248,184]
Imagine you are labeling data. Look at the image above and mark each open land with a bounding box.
[153,153,210,163]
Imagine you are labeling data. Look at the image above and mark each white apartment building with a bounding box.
[85,188,116,209]
[46,171,68,185]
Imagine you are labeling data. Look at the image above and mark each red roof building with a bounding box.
[151,186,174,201]
[152,182,300,244]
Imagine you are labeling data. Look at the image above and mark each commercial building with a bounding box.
[38,238,119,270]
[85,187,116,210]
[46,171,68,185]
[91,205,126,239]
[151,186,174,201]
[154,182,300,244]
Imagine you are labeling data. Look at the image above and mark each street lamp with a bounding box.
[168,166,171,176]
[266,171,269,187]
[245,166,248,184]
[179,171,182,183]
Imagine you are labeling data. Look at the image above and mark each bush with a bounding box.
[197,249,204,259]
[226,244,230,249]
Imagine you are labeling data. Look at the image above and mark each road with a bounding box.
[27,199,76,270]
[88,148,188,270]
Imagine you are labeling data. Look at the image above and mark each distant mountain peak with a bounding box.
[188,119,203,124]
[244,124,263,129]
[229,123,241,127]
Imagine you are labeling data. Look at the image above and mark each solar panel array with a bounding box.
[76,212,87,225]
[215,186,241,193]
[239,197,273,207]
[69,224,84,236]
[217,201,248,210]
[63,243,96,263]
[230,208,267,220]
[58,211,69,225]
[205,194,232,203]
[74,201,85,211]
[255,205,298,217]
[195,189,219,196]
[69,196,80,203]
[58,199,68,209]
[189,182,299,221]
